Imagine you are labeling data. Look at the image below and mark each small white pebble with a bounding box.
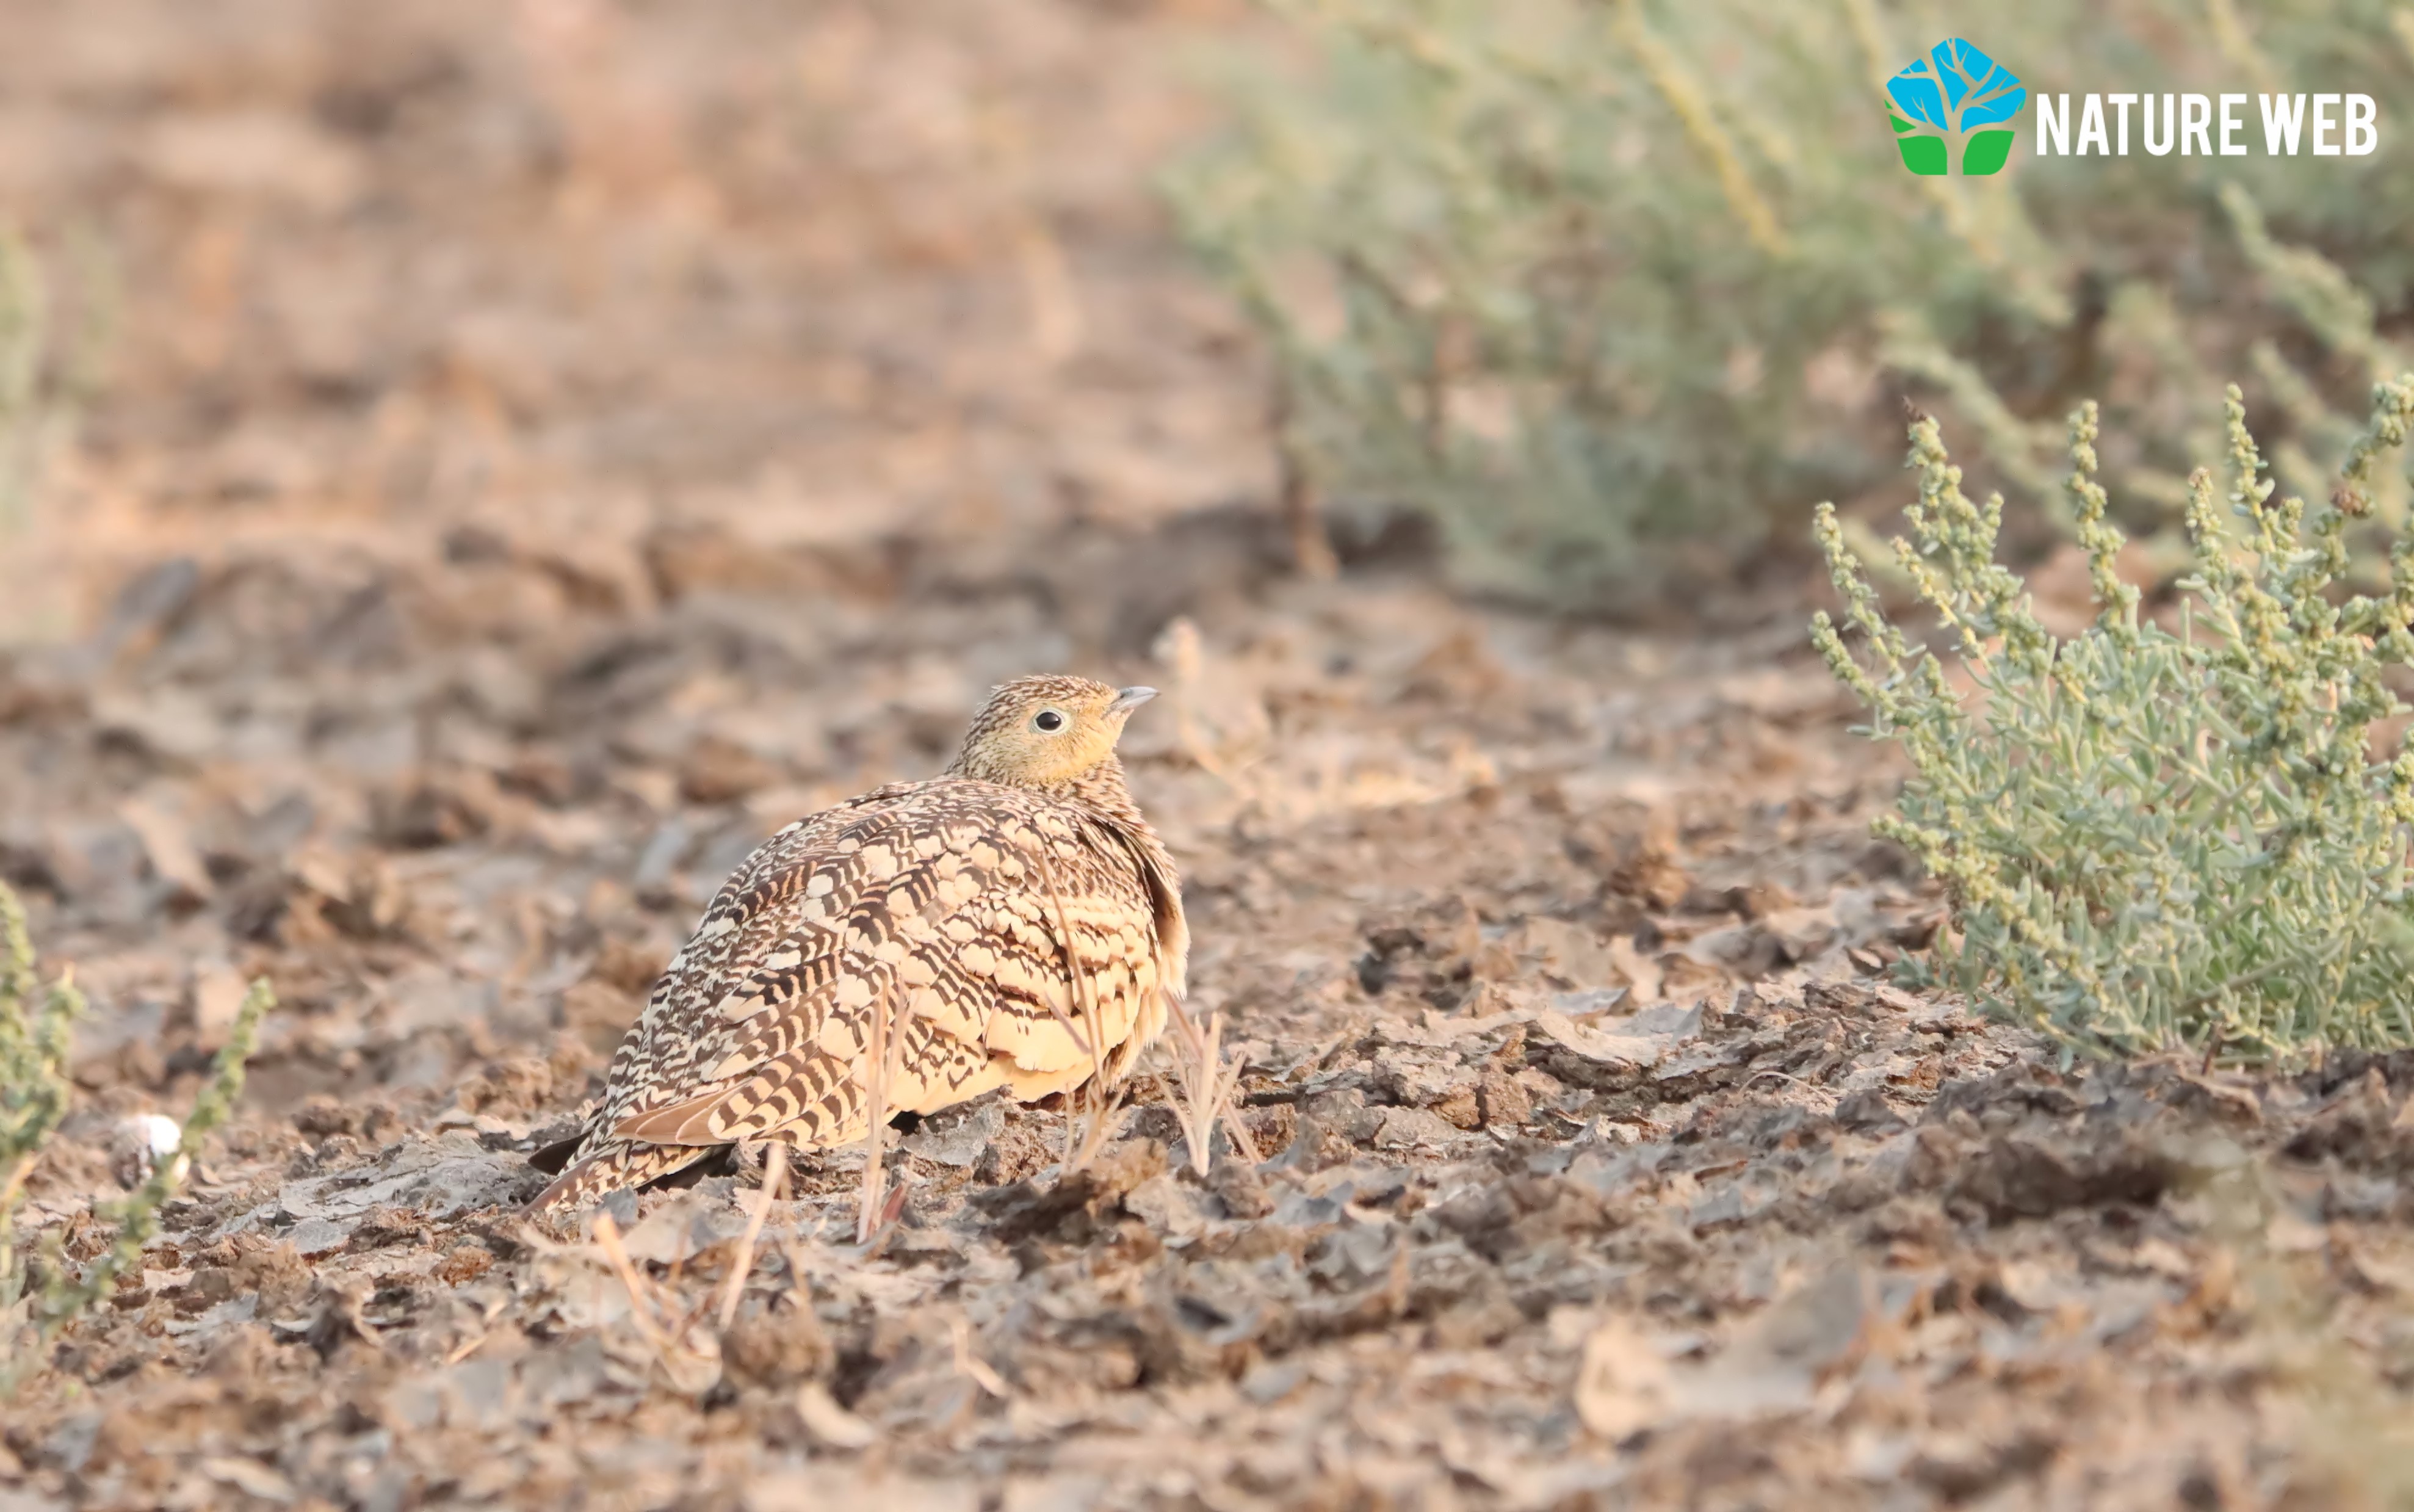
[136,1114,183,1159]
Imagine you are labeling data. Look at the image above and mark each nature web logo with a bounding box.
[1886,39,2027,176]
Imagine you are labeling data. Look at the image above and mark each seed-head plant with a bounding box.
[2,881,270,1394]
[1815,377,2414,1065]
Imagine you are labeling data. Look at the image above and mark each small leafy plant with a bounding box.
[1815,378,2414,1065]
[2,881,270,1393]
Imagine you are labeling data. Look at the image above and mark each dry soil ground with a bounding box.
[5,4,2414,1511]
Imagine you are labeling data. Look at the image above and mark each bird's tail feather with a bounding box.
[525,1138,713,1216]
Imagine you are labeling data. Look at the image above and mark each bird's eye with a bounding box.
[1033,709,1066,733]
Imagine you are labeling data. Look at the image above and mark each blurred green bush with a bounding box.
[1168,0,2414,605]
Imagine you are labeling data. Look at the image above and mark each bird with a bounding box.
[527,675,1186,1214]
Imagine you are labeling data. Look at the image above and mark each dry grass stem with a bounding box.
[858,1182,910,1260]
[856,981,893,1245]
[1163,992,1257,1174]
[1014,836,1099,1065]
[592,1210,676,1362]
[1064,1078,1127,1175]
[951,1316,1010,1398]
[716,1140,789,1330]
[1029,834,1107,1082]
[1029,834,1125,1174]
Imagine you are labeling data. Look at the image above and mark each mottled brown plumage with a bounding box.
[529,675,1185,1214]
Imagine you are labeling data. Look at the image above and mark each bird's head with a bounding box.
[949,675,1156,789]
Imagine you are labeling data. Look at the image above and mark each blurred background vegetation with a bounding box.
[0,234,86,534]
[0,227,112,645]
[1168,0,2414,610]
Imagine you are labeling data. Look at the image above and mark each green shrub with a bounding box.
[1,882,270,1394]
[1814,377,2414,1065]
[1169,0,2414,604]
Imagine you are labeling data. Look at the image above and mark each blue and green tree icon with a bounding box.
[1885,39,2025,176]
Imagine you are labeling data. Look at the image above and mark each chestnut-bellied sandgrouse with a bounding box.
[528,676,1184,1213]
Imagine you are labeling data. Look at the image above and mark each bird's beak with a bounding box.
[1107,685,1157,715]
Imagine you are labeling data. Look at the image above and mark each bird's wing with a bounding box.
[594,778,1162,1151]
[972,804,1166,1088]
